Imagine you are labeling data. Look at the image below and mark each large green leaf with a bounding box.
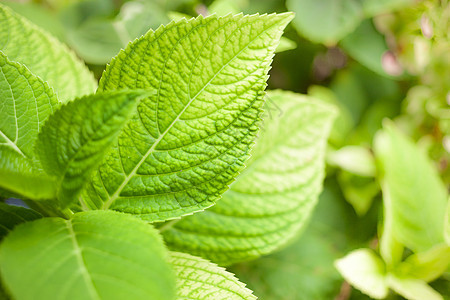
[169,251,256,300]
[36,90,150,208]
[0,211,176,300]
[286,0,363,45]
[162,90,336,264]
[0,203,41,241]
[81,13,293,222]
[0,52,58,199]
[0,4,97,102]
[375,122,448,252]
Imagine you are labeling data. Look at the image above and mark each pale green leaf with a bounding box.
[36,90,150,208]
[0,52,58,199]
[169,251,256,300]
[397,244,450,282]
[0,211,176,300]
[276,37,297,53]
[0,202,41,241]
[335,249,388,299]
[0,4,97,102]
[162,90,336,265]
[375,122,448,252]
[286,0,363,45]
[327,145,376,177]
[387,274,443,300]
[81,13,294,222]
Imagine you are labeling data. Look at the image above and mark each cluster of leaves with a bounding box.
[0,3,341,300]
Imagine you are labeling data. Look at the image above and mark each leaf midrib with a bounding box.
[65,220,101,300]
[101,18,280,210]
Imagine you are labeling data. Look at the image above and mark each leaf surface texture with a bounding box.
[0,211,176,300]
[170,251,256,300]
[0,4,97,102]
[82,13,293,222]
[0,52,58,199]
[162,90,336,264]
[36,90,150,208]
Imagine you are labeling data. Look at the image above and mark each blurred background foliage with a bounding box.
[3,0,449,299]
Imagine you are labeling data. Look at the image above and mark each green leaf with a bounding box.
[374,122,448,252]
[0,4,97,102]
[327,146,376,177]
[0,211,176,300]
[169,251,256,300]
[162,90,336,265]
[276,37,297,53]
[232,179,380,300]
[36,90,150,208]
[387,274,443,300]
[0,202,41,241]
[337,171,379,216]
[335,249,388,299]
[286,0,363,45]
[0,52,58,199]
[82,13,294,222]
[340,20,390,78]
[397,244,450,282]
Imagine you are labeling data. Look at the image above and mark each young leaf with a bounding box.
[0,4,97,102]
[396,244,450,282]
[335,249,388,299]
[374,122,448,252]
[82,13,294,222]
[0,52,58,199]
[387,274,443,300]
[162,90,336,265]
[36,90,151,208]
[0,202,41,241]
[286,0,363,45]
[0,211,176,300]
[169,251,256,300]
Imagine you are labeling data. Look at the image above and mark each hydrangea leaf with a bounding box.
[0,4,97,102]
[335,249,388,299]
[286,0,363,45]
[162,90,336,265]
[82,13,294,222]
[0,202,41,241]
[0,211,176,300]
[0,52,58,199]
[374,122,448,252]
[169,251,256,300]
[36,90,151,208]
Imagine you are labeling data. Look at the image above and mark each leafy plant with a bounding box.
[0,4,340,299]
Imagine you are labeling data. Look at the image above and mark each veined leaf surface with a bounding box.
[36,90,151,208]
[169,251,256,300]
[82,13,294,222]
[162,90,336,264]
[0,211,176,300]
[0,52,58,199]
[0,4,97,102]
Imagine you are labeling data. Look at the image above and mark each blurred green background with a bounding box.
[3,0,449,299]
